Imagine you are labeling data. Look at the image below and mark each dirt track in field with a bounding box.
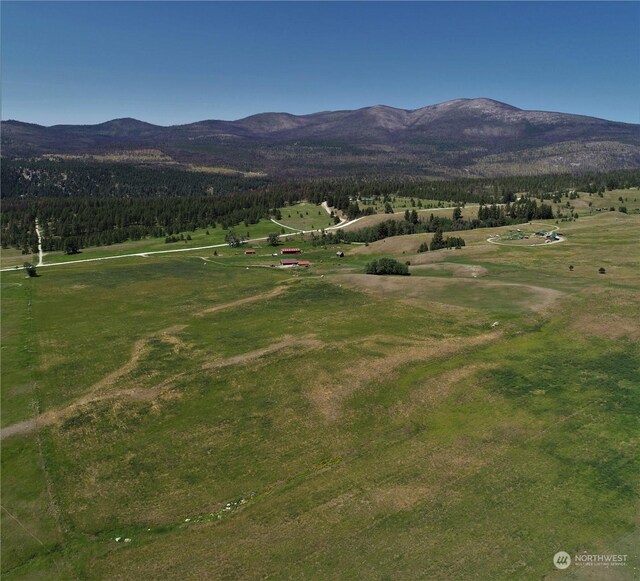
[195,286,288,317]
[2,286,293,441]
[331,273,565,314]
[203,335,322,370]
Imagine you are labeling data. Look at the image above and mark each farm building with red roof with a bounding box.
[281,248,302,254]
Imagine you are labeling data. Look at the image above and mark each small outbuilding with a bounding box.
[280,259,299,267]
[298,260,311,267]
[336,251,344,257]
[244,249,256,255]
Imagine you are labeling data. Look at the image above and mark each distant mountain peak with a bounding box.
[423,98,521,112]
[2,98,638,178]
[95,117,157,128]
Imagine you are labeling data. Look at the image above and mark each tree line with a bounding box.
[1,159,637,254]
[312,199,553,246]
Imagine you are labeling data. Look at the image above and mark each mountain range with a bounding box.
[3,98,639,177]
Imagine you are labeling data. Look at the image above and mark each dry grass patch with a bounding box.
[195,285,288,317]
[392,364,497,419]
[369,484,434,511]
[39,349,69,373]
[332,273,564,314]
[348,234,427,255]
[341,208,461,233]
[410,262,489,277]
[203,335,323,370]
[42,149,174,163]
[570,312,640,340]
[1,372,187,440]
[188,165,267,178]
[2,324,192,440]
[158,324,190,354]
[305,333,499,421]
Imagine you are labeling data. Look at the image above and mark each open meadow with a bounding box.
[1,209,639,579]
[275,202,337,231]
[548,188,640,219]
[0,203,333,271]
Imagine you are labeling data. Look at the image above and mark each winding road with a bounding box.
[1,202,542,273]
[0,207,367,273]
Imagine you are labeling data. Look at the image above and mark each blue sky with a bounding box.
[2,2,639,125]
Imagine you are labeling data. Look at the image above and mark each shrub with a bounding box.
[366,258,410,276]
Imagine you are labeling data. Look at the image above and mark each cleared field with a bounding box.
[0,247,36,269]
[357,196,461,213]
[1,211,638,579]
[40,150,175,163]
[0,221,292,270]
[0,203,333,270]
[549,188,640,218]
[276,202,336,231]
[341,204,479,233]
[186,165,267,178]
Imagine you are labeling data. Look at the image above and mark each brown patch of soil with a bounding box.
[369,485,433,511]
[571,313,640,340]
[410,263,489,277]
[196,286,288,317]
[392,364,496,419]
[1,372,187,441]
[306,333,499,421]
[331,273,564,313]
[158,324,189,353]
[203,336,323,370]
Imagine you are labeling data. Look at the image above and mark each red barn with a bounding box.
[280,259,299,266]
[298,260,311,267]
[244,249,256,255]
[281,248,302,254]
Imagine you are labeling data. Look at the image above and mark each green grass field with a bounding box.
[2,204,639,578]
[0,203,336,270]
[549,188,640,219]
[276,202,336,231]
[357,196,462,213]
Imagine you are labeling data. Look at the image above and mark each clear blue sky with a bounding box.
[2,1,639,125]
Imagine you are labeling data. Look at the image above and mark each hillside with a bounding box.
[3,99,639,177]
[2,207,639,578]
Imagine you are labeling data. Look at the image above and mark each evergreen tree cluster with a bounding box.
[285,169,640,206]
[2,158,638,255]
[365,258,410,276]
[0,159,270,199]
[313,198,552,246]
[1,194,293,253]
[428,229,466,251]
